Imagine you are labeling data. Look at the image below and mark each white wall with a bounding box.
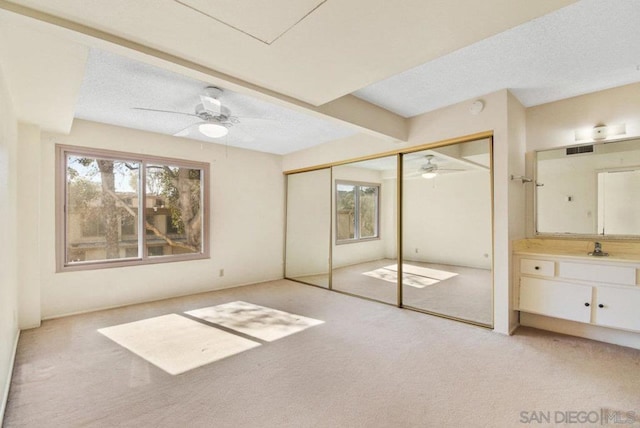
[402,170,492,269]
[507,93,528,332]
[33,120,285,318]
[0,64,19,424]
[17,124,41,329]
[285,169,331,277]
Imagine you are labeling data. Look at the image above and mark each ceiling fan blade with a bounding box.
[133,107,200,118]
[173,123,198,137]
[228,125,256,143]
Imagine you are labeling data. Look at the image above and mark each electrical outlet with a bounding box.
[219,269,224,277]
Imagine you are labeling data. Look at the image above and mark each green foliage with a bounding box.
[146,166,201,235]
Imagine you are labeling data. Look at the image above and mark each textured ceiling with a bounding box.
[3,0,574,105]
[75,49,356,155]
[1,0,638,156]
[355,0,640,117]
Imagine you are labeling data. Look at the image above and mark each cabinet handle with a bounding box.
[584,302,590,307]
[598,304,604,308]
[534,266,540,270]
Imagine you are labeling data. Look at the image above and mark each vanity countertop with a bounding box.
[513,239,640,264]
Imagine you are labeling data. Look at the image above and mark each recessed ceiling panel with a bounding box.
[75,49,356,154]
[175,0,326,44]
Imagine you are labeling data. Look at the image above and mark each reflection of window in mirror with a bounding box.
[536,137,640,236]
[335,181,380,243]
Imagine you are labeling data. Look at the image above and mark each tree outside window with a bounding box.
[60,146,208,269]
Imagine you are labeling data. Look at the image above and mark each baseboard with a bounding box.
[1,329,20,427]
[520,312,640,350]
[509,323,520,336]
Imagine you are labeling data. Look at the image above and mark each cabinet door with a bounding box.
[519,277,592,323]
[594,287,640,332]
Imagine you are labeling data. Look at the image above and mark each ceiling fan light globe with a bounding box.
[199,123,228,138]
[421,172,437,179]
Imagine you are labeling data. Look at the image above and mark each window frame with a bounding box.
[56,145,210,272]
[335,180,381,245]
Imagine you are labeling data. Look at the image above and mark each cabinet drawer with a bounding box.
[520,259,554,276]
[558,262,636,285]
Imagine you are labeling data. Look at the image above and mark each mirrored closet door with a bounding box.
[401,139,493,326]
[285,168,331,288]
[331,156,398,304]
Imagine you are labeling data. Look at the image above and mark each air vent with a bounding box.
[566,145,594,155]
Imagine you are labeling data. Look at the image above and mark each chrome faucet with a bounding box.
[588,241,609,257]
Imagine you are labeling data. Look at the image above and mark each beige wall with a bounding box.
[33,120,285,318]
[17,124,41,329]
[0,64,19,423]
[526,82,640,153]
[525,82,640,235]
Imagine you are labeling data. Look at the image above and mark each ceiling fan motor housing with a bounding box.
[195,103,231,121]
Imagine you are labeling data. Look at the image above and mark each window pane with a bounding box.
[359,186,378,238]
[336,184,356,240]
[145,164,203,256]
[66,156,140,264]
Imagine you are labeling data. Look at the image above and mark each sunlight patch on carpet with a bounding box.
[98,314,260,375]
[186,301,324,342]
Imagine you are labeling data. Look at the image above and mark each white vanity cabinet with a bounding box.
[515,254,640,333]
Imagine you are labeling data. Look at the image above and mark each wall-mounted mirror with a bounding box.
[285,168,331,287]
[402,139,493,326]
[536,137,640,236]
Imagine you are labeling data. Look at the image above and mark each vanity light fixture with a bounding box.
[574,123,626,142]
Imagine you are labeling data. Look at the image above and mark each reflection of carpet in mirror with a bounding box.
[384,264,458,281]
[98,314,260,375]
[186,301,324,342]
[362,264,458,288]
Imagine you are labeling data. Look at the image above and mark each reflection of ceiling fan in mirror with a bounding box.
[134,86,242,139]
[419,155,464,179]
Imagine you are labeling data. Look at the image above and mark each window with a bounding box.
[58,146,209,270]
[335,181,380,243]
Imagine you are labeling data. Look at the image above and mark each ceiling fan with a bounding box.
[134,86,239,139]
[418,155,464,179]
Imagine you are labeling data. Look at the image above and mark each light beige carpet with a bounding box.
[98,313,260,375]
[6,280,640,427]
[186,301,324,342]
